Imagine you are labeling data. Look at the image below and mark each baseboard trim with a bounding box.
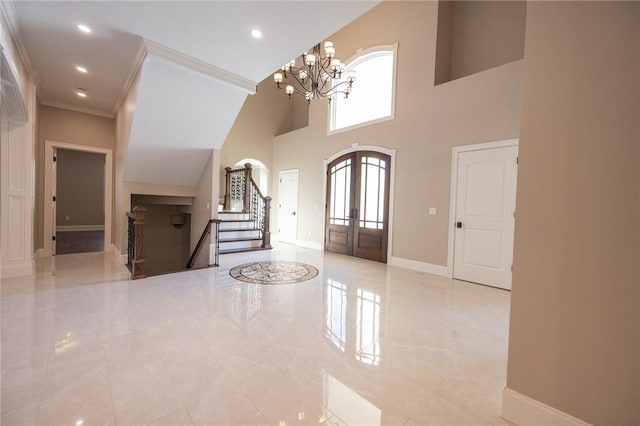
[0,261,34,279]
[296,239,322,250]
[113,246,127,264]
[34,248,47,258]
[389,256,449,277]
[502,388,592,426]
[56,225,105,232]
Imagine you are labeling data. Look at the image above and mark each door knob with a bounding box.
[456,221,463,229]
[291,211,296,216]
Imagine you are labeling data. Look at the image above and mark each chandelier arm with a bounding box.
[287,72,310,93]
[320,79,352,96]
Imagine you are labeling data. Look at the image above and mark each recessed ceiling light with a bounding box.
[76,24,92,33]
[75,66,88,73]
[76,89,87,98]
[251,29,263,39]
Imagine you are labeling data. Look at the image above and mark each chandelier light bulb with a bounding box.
[324,41,334,57]
[347,70,356,82]
[273,40,355,102]
[305,54,316,67]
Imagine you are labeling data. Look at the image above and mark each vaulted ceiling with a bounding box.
[7,1,379,185]
[10,1,379,118]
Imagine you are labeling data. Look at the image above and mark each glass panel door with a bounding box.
[325,151,390,263]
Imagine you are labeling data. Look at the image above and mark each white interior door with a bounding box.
[278,169,299,244]
[453,145,518,290]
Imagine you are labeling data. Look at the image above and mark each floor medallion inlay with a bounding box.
[229,261,319,285]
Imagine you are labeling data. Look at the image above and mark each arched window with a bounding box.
[329,44,397,133]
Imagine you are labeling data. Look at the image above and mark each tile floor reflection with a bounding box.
[1,244,512,425]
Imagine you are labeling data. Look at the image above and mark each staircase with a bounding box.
[184,163,272,270]
[218,210,271,254]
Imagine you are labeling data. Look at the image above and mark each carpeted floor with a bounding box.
[55,230,104,254]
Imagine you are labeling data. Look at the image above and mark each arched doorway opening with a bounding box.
[234,158,269,195]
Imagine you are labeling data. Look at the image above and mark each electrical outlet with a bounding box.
[428,208,437,215]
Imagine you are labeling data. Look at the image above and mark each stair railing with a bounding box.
[224,165,248,212]
[248,178,272,249]
[186,219,221,269]
[223,163,272,249]
[126,206,147,279]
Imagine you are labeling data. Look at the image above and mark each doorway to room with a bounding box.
[44,141,113,257]
[53,148,106,254]
[325,150,391,263]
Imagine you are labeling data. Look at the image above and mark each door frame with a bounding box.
[43,140,113,257]
[323,143,396,262]
[447,138,519,278]
[277,168,299,244]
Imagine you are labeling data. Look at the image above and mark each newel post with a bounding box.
[132,206,147,280]
[223,166,232,211]
[262,196,272,249]
[243,163,252,213]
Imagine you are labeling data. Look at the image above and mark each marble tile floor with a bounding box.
[1,244,513,426]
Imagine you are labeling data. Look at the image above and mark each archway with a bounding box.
[234,158,269,195]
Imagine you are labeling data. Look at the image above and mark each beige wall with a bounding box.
[36,105,116,250]
[273,1,522,263]
[450,1,526,80]
[219,78,295,201]
[56,149,105,227]
[507,2,640,424]
[137,203,190,276]
[183,150,218,268]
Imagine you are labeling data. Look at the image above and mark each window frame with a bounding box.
[327,43,398,136]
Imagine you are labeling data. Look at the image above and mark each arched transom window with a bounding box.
[329,44,397,133]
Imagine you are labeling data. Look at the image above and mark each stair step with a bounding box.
[219,221,257,230]
[219,237,262,243]
[219,246,272,255]
[218,229,261,239]
[218,211,251,220]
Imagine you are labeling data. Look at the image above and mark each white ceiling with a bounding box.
[11,1,380,118]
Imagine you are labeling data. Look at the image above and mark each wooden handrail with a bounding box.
[186,219,221,269]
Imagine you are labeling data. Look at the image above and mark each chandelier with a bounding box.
[273,41,356,103]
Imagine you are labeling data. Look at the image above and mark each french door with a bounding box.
[325,151,391,263]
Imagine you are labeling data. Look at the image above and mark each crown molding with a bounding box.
[0,1,35,77]
[111,40,147,116]
[143,38,257,95]
[40,100,116,119]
